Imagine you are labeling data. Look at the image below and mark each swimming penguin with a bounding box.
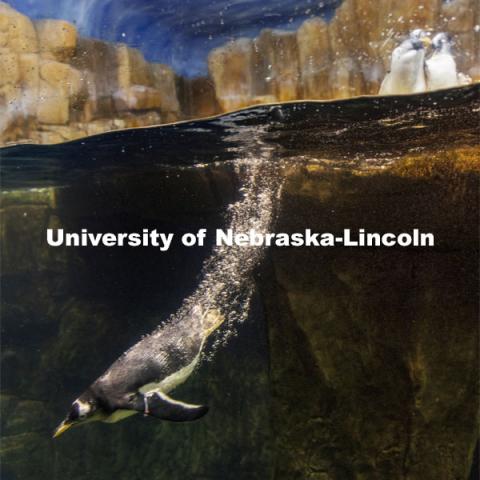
[425,32,472,90]
[53,307,224,437]
[379,29,431,95]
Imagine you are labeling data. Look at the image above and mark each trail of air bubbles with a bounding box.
[159,125,283,359]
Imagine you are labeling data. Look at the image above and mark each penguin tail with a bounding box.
[202,309,225,337]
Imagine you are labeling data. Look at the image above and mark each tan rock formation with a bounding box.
[177,76,220,119]
[0,2,38,53]
[13,53,38,117]
[35,19,77,62]
[208,38,255,111]
[36,60,83,125]
[297,18,331,99]
[0,3,189,145]
[208,0,479,108]
[117,45,152,88]
[1,1,479,145]
[442,0,475,33]
[151,63,180,114]
[36,88,69,125]
[0,50,19,86]
[70,37,119,118]
[441,0,479,76]
[256,29,301,102]
[39,60,82,97]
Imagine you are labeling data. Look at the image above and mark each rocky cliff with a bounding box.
[0,2,189,145]
[0,165,273,480]
[262,152,479,479]
[1,0,479,146]
[209,0,480,110]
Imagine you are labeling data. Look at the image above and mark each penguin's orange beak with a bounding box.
[421,36,432,48]
[53,420,72,438]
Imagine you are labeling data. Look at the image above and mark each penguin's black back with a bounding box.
[91,319,204,403]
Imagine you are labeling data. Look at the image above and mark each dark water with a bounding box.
[0,86,479,480]
[1,84,478,190]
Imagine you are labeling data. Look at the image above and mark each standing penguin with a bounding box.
[425,32,471,90]
[379,30,431,95]
[53,307,224,437]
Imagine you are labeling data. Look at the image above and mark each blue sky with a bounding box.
[7,0,340,76]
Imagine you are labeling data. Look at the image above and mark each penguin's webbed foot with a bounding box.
[143,395,150,416]
[143,390,209,422]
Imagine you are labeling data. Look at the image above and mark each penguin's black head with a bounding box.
[408,29,432,51]
[432,32,452,51]
[53,392,99,438]
[410,38,424,51]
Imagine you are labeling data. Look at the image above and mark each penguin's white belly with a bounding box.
[426,55,458,90]
[103,409,138,423]
[139,352,201,395]
[379,48,426,95]
[102,354,201,423]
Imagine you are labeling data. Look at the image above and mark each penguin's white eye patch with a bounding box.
[72,400,91,420]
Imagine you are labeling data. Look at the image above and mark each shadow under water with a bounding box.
[0,85,479,480]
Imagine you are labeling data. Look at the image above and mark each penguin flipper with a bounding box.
[143,390,209,422]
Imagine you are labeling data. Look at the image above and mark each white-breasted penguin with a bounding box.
[53,307,224,437]
[379,30,431,95]
[425,32,472,91]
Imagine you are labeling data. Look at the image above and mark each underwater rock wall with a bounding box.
[209,0,480,110]
[261,153,479,479]
[0,149,478,479]
[2,0,479,146]
[0,167,275,480]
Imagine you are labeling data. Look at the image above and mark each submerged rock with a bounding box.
[0,89,478,479]
[261,154,479,479]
